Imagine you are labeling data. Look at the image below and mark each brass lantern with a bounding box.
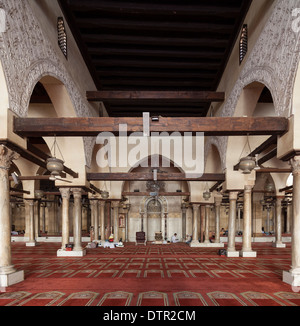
[238,156,256,174]
[47,157,64,180]
[101,191,109,199]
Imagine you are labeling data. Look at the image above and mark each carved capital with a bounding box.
[0,145,20,172]
[192,204,200,211]
[229,192,239,201]
[214,195,223,206]
[59,187,70,200]
[90,199,98,207]
[111,201,120,208]
[98,200,106,208]
[290,156,300,176]
[71,188,82,199]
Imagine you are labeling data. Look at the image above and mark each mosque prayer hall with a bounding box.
[1,0,300,313]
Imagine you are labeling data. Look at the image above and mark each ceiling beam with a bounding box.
[122,192,190,197]
[13,117,289,137]
[87,173,225,182]
[87,90,225,102]
[67,1,242,18]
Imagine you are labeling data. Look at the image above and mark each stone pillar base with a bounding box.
[26,241,36,247]
[0,270,24,287]
[190,242,224,248]
[226,251,239,257]
[283,270,300,287]
[272,242,286,248]
[240,250,257,257]
[57,249,86,257]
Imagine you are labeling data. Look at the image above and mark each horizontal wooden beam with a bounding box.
[122,192,190,197]
[87,173,225,182]
[14,117,288,137]
[87,90,225,102]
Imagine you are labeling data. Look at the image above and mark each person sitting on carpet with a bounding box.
[171,233,180,243]
[108,234,114,243]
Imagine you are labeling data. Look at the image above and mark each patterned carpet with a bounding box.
[1,242,299,307]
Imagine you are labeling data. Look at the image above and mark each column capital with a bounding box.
[214,195,223,206]
[244,184,253,192]
[59,187,70,200]
[111,200,120,208]
[71,188,83,199]
[290,156,300,175]
[24,199,35,206]
[0,145,20,173]
[229,191,239,201]
[89,199,99,207]
[98,200,106,208]
[192,203,200,210]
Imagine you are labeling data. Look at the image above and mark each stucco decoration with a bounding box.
[206,0,300,170]
[0,0,95,167]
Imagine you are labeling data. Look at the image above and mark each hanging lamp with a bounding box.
[238,134,256,174]
[47,136,65,181]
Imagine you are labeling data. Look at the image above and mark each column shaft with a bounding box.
[241,185,256,257]
[227,192,238,252]
[72,188,83,251]
[204,205,210,243]
[191,204,200,245]
[60,188,70,250]
[99,201,106,242]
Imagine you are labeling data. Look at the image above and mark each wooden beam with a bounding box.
[14,117,289,137]
[87,173,225,182]
[122,192,190,197]
[256,168,292,174]
[87,90,225,102]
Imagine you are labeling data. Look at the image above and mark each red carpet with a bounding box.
[0,242,299,306]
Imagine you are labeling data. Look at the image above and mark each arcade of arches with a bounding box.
[1,0,300,304]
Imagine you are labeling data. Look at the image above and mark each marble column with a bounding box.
[240,185,257,257]
[283,156,300,286]
[90,199,99,242]
[227,192,239,257]
[214,195,222,244]
[71,188,86,256]
[190,204,200,246]
[124,204,130,242]
[204,205,210,244]
[181,203,187,242]
[25,200,36,247]
[41,203,46,234]
[286,201,292,234]
[112,201,120,242]
[266,206,271,234]
[34,201,40,239]
[0,145,24,287]
[273,196,286,248]
[99,201,106,242]
[59,188,70,250]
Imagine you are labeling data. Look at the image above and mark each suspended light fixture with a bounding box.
[101,181,109,199]
[47,136,65,181]
[34,189,44,199]
[203,183,211,201]
[238,134,256,174]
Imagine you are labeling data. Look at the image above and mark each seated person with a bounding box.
[108,234,114,243]
[171,233,180,243]
[186,235,192,244]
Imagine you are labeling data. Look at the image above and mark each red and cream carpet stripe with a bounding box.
[0,242,299,306]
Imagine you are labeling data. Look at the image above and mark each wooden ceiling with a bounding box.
[55,0,252,117]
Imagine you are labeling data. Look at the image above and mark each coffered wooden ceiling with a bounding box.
[57,0,252,117]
